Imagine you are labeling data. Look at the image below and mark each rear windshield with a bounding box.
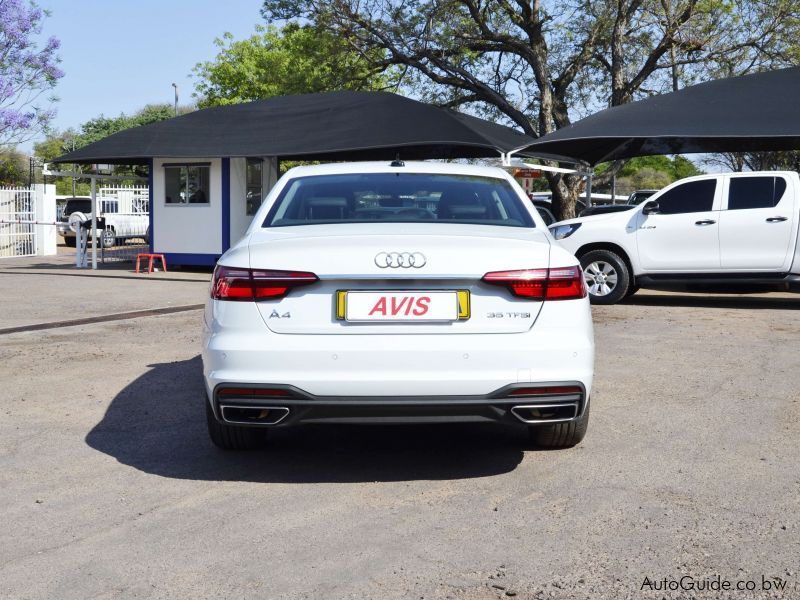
[263,173,535,228]
[64,199,91,214]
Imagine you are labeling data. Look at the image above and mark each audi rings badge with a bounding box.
[374,251,427,269]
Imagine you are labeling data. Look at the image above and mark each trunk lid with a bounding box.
[248,223,552,334]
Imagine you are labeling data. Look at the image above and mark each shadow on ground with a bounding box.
[86,356,525,483]
[625,292,800,310]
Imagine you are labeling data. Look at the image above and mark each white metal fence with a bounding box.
[0,187,36,258]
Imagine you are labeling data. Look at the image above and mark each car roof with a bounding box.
[283,160,511,179]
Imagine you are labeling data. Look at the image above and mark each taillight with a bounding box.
[482,266,586,300]
[212,266,317,301]
[545,266,587,299]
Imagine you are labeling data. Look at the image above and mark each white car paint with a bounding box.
[202,161,594,448]
[550,171,800,303]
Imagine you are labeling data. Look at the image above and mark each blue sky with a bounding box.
[26,0,264,150]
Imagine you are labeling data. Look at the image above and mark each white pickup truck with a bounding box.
[549,171,800,304]
[58,195,149,248]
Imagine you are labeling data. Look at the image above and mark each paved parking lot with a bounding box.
[1,257,799,599]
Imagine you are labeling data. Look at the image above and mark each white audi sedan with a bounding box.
[203,161,594,450]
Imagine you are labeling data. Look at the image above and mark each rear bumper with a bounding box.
[202,299,594,398]
[209,382,588,426]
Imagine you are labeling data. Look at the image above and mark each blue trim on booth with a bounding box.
[147,158,154,252]
[221,157,231,252]
[163,252,220,267]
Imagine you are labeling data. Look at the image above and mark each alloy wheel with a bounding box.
[583,261,618,297]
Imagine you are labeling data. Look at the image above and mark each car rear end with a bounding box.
[202,163,594,449]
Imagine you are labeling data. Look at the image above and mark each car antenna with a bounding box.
[390,153,405,167]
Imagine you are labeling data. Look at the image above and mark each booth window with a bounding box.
[164,164,210,205]
[246,158,263,216]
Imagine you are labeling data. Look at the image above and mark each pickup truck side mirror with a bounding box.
[642,200,660,215]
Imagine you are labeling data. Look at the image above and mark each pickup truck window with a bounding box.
[657,179,716,214]
[728,177,787,210]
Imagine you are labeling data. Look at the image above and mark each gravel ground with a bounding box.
[1,263,799,599]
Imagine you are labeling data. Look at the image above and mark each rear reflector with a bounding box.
[507,385,583,397]
[482,266,586,300]
[217,387,293,398]
[212,266,317,301]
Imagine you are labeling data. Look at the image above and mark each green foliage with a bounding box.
[193,24,391,108]
[615,155,704,181]
[0,148,28,185]
[77,104,179,146]
[598,155,704,195]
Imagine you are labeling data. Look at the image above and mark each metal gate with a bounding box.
[97,185,150,263]
[0,187,36,258]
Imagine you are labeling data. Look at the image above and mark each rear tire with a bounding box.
[528,402,590,449]
[64,236,76,247]
[579,249,630,305]
[101,228,116,248]
[205,400,267,450]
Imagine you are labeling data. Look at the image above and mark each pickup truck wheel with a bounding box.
[528,402,589,449]
[205,400,267,450]
[64,236,76,248]
[101,228,116,248]
[579,249,630,305]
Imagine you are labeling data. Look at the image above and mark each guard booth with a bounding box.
[149,157,278,266]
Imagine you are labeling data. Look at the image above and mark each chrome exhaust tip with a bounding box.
[219,405,290,426]
[510,403,578,424]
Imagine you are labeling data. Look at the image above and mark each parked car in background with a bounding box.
[528,194,586,222]
[550,172,800,304]
[203,161,594,450]
[627,189,658,205]
[579,204,637,217]
[531,199,556,225]
[57,197,91,247]
[58,196,149,248]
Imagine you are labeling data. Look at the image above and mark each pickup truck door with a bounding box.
[635,177,722,271]
[718,174,797,271]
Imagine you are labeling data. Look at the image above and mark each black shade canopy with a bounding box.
[53,91,537,164]
[524,67,800,165]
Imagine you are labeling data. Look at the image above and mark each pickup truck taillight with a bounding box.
[482,266,586,300]
[211,266,318,301]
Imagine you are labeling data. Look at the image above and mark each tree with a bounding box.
[0,0,63,145]
[705,150,800,173]
[193,23,392,108]
[77,104,187,147]
[0,147,28,185]
[262,0,800,219]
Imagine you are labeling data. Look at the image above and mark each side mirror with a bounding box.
[642,200,660,215]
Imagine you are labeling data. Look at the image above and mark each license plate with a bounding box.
[337,290,470,322]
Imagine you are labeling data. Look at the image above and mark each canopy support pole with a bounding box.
[585,172,593,207]
[90,177,97,270]
[611,174,617,204]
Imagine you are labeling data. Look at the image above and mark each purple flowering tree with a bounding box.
[0,0,63,145]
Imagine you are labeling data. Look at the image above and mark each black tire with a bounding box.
[64,236,76,247]
[625,284,640,298]
[579,249,630,305]
[205,400,266,450]
[528,402,590,449]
